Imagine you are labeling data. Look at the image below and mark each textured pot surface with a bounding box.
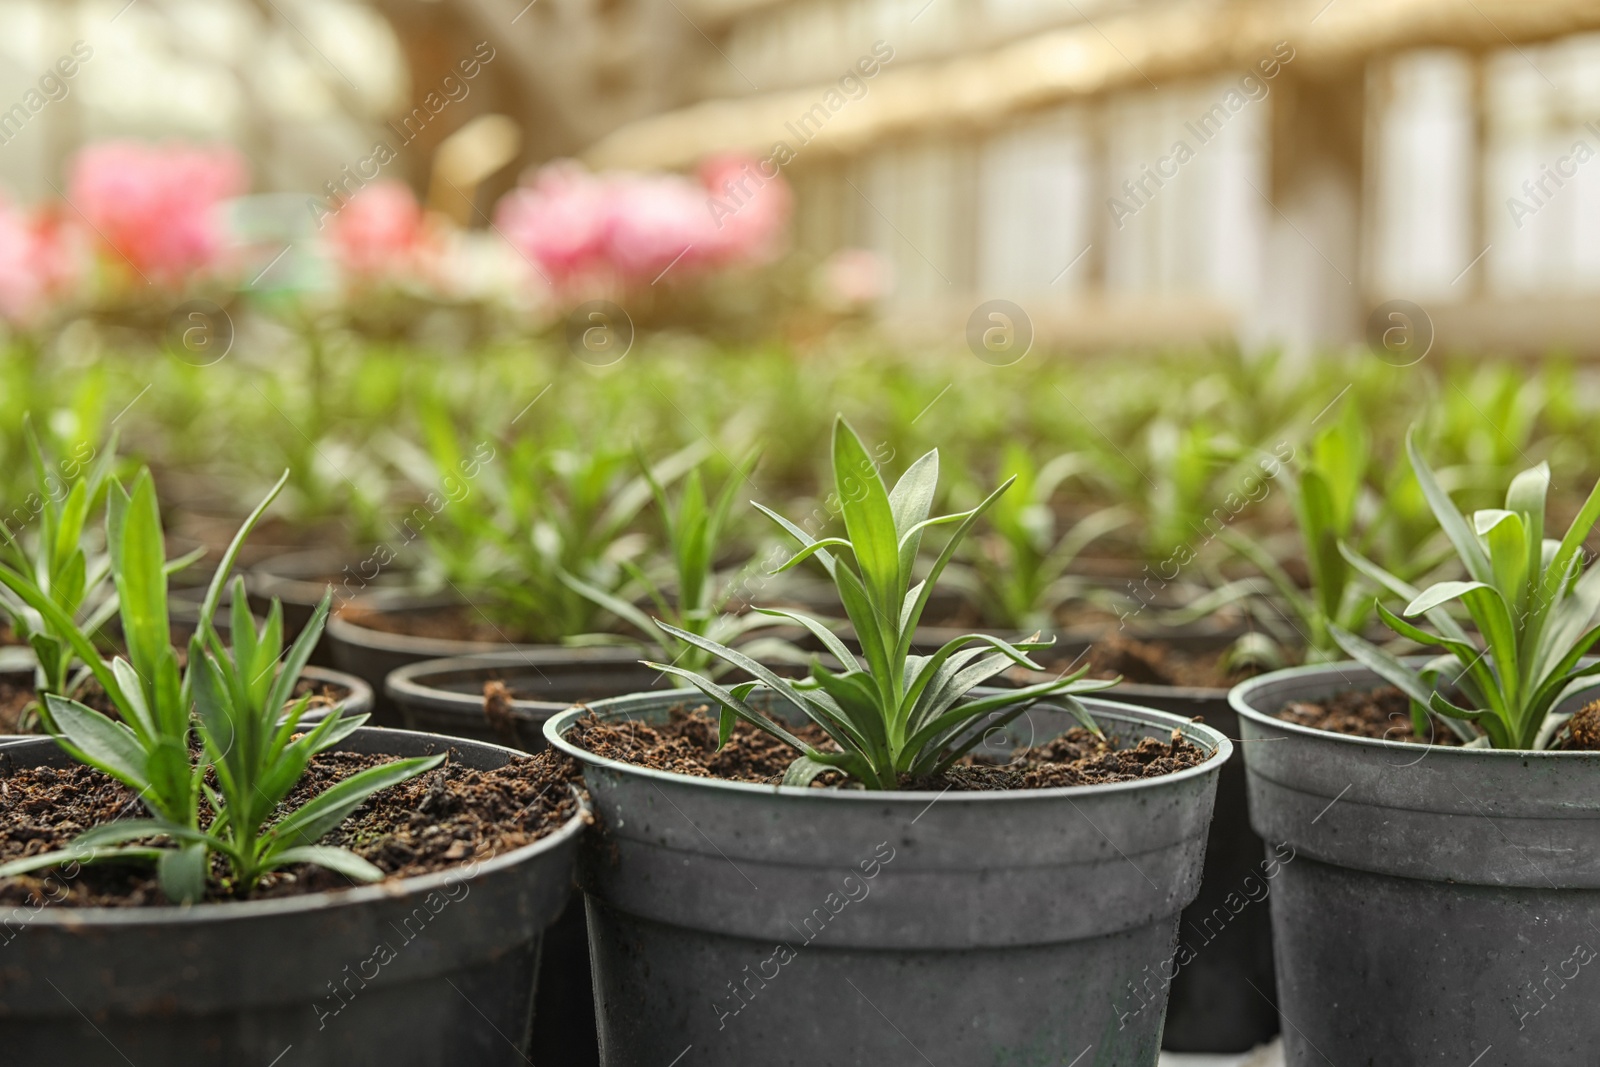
[548,688,1229,1066]
[0,727,588,1066]
[1044,627,1277,1054]
[385,650,667,751]
[1232,663,1600,1066]
[297,663,375,721]
[247,547,413,665]
[1106,683,1276,1054]
[327,592,543,722]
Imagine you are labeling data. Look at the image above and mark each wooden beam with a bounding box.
[583,0,1600,169]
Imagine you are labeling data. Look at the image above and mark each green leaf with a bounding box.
[750,606,860,671]
[264,591,333,727]
[1474,509,1528,611]
[781,755,837,788]
[0,562,126,707]
[264,845,385,882]
[807,665,889,764]
[901,678,1111,764]
[0,845,163,879]
[1328,624,1438,708]
[756,503,838,579]
[643,662,811,751]
[769,538,854,576]
[110,657,156,741]
[197,470,290,637]
[1296,467,1344,611]
[45,694,148,791]
[191,648,242,788]
[653,619,819,722]
[1340,541,1472,646]
[1405,580,1494,618]
[559,570,658,642]
[111,471,171,699]
[1406,428,1493,585]
[1541,470,1600,606]
[831,418,902,620]
[1505,462,1548,593]
[267,754,445,851]
[887,449,939,578]
[1427,691,1503,747]
[73,819,173,848]
[903,631,1055,730]
[145,736,194,822]
[893,476,1016,664]
[158,843,209,904]
[1374,603,1490,689]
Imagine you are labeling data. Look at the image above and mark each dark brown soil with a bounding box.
[1276,685,1460,745]
[565,703,1207,791]
[0,746,583,908]
[1565,701,1600,750]
[341,603,538,645]
[0,674,350,736]
[0,676,121,734]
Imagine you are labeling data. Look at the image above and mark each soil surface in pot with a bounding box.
[0,676,351,736]
[0,747,583,908]
[1276,685,1460,745]
[1277,685,1600,750]
[565,703,1206,791]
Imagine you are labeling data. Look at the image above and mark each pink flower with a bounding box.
[67,140,246,286]
[495,162,612,290]
[326,180,426,284]
[494,158,794,296]
[0,200,75,324]
[602,172,709,282]
[698,155,792,266]
[818,248,891,309]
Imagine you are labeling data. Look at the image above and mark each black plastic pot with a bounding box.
[385,650,669,751]
[326,592,541,723]
[1233,662,1600,1065]
[247,548,415,666]
[1051,629,1278,1053]
[384,647,819,1067]
[0,727,588,1064]
[383,648,822,752]
[806,615,1276,1054]
[548,687,1230,1065]
[383,646,682,1067]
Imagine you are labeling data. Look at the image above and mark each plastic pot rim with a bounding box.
[544,686,1232,804]
[1229,658,1600,759]
[0,725,589,928]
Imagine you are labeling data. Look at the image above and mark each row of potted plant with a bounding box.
[5,406,1594,1063]
[0,455,589,1062]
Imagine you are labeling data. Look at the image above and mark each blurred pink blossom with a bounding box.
[818,248,891,309]
[495,162,612,290]
[68,140,246,286]
[325,180,428,284]
[494,157,792,296]
[699,156,792,266]
[603,172,710,282]
[0,200,75,325]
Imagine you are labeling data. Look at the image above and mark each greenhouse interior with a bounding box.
[1,0,1598,1064]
